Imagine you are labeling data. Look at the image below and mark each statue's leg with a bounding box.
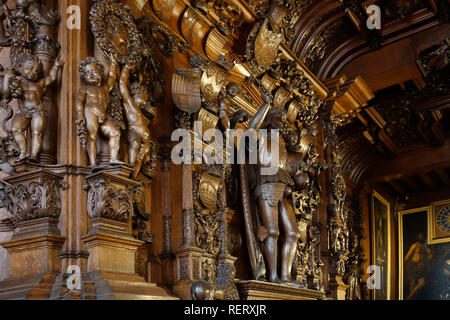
[132,136,150,179]
[30,112,47,161]
[11,113,30,161]
[127,129,140,166]
[279,197,301,282]
[257,195,281,283]
[100,120,121,164]
[85,108,99,166]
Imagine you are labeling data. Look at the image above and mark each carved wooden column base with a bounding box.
[159,252,175,288]
[79,168,178,300]
[0,217,64,300]
[82,218,144,274]
[172,246,205,299]
[328,276,349,300]
[1,217,64,278]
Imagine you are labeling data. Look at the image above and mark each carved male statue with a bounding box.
[11,53,64,162]
[249,103,302,283]
[76,56,121,167]
[220,82,302,283]
[119,63,153,179]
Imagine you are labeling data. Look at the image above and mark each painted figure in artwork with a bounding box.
[404,232,432,299]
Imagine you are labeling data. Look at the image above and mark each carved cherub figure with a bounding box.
[10,53,64,162]
[119,63,152,179]
[76,56,121,167]
[0,0,11,41]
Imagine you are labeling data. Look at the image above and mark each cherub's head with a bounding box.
[16,53,42,82]
[79,57,104,87]
[129,82,149,107]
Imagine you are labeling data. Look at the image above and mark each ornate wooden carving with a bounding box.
[83,168,142,223]
[0,0,63,165]
[0,170,67,225]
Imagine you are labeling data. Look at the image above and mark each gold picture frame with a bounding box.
[371,191,391,300]
[398,206,430,300]
[428,199,450,245]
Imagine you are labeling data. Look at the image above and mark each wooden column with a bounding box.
[158,136,174,286]
[56,0,93,274]
[181,162,195,248]
[172,124,204,299]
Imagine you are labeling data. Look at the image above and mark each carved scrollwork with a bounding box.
[83,178,136,223]
[192,0,244,37]
[192,170,222,255]
[0,171,67,223]
[131,187,154,243]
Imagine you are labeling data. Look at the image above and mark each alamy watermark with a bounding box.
[366,265,382,290]
[366,5,382,30]
[66,265,81,290]
[66,5,81,30]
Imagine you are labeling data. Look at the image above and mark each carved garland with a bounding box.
[90,0,143,66]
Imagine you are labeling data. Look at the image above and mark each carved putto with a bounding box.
[0,0,63,166]
[79,0,183,178]
[76,56,121,167]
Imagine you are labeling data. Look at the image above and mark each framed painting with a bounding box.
[399,206,450,300]
[371,191,391,300]
[428,200,450,244]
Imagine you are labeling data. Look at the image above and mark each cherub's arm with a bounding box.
[105,57,119,93]
[43,55,64,90]
[119,63,138,112]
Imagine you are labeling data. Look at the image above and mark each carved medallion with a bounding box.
[90,0,143,65]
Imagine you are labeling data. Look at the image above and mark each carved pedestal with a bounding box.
[81,168,177,300]
[172,245,205,299]
[0,169,67,299]
[236,281,326,300]
[82,218,144,274]
[2,217,64,278]
[328,276,349,300]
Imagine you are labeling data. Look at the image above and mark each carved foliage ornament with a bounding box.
[83,178,137,223]
[0,172,67,223]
